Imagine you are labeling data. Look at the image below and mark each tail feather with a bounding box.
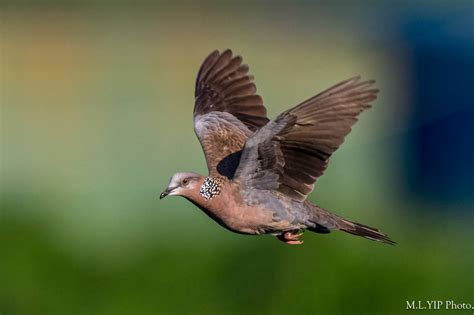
[340,220,396,245]
[307,203,396,245]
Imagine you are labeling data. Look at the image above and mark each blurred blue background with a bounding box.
[1,1,473,314]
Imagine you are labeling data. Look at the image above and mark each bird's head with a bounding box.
[160,172,204,199]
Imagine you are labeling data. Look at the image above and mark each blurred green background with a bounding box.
[1,1,473,314]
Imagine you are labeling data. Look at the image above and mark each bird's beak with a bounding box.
[160,187,175,199]
[159,189,170,199]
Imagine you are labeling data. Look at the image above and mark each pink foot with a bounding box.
[277,230,304,245]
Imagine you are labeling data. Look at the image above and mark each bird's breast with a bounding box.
[191,185,294,235]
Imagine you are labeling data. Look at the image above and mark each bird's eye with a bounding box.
[182,178,189,185]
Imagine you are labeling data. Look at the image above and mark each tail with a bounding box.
[339,219,396,245]
[307,203,396,245]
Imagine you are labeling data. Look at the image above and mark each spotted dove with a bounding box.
[160,49,395,245]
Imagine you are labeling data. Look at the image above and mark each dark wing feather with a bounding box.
[194,49,269,131]
[194,49,269,177]
[235,76,379,201]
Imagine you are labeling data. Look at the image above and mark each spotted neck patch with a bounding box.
[199,177,223,200]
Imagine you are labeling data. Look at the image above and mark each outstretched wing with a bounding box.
[194,49,269,178]
[234,76,379,202]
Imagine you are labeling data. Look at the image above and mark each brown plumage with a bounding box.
[161,49,395,245]
[194,49,268,178]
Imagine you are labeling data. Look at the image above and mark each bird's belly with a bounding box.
[207,203,296,235]
[189,188,300,235]
[213,208,272,235]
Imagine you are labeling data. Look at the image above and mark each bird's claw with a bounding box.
[277,230,304,245]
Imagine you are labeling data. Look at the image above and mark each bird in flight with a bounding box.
[160,49,394,245]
